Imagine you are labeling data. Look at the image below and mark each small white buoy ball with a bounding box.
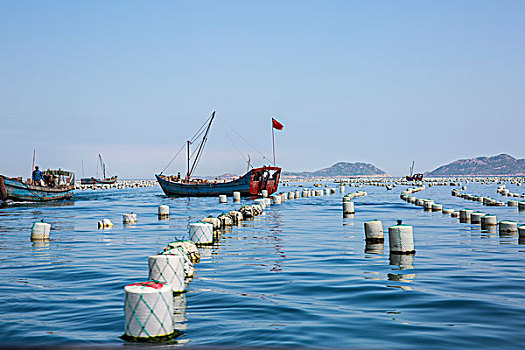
[189,222,213,245]
[124,281,175,340]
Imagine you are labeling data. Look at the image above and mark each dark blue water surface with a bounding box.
[1,181,525,348]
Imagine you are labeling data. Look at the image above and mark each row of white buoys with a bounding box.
[123,237,200,341]
[454,189,523,209]
[31,220,51,241]
[75,179,158,191]
[342,191,367,216]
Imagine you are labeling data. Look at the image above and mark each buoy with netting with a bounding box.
[254,198,266,209]
[388,220,415,254]
[123,213,137,224]
[158,205,169,219]
[364,220,383,243]
[123,281,176,341]
[148,254,185,293]
[233,191,241,202]
[31,221,51,241]
[189,222,213,245]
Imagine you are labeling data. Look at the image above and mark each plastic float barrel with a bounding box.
[123,281,175,341]
[158,205,169,219]
[189,222,214,245]
[343,201,354,214]
[288,191,295,200]
[459,209,473,223]
[388,223,415,254]
[148,254,185,293]
[518,202,525,211]
[481,215,497,229]
[415,198,425,206]
[364,220,383,243]
[218,195,227,203]
[31,222,51,241]
[261,190,268,198]
[499,220,518,233]
[254,198,266,209]
[123,213,137,224]
[431,203,442,212]
[281,193,287,202]
[423,200,434,211]
[442,208,454,215]
[519,225,525,238]
[470,212,484,225]
[233,191,241,202]
[508,200,518,207]
[272,195,281,205]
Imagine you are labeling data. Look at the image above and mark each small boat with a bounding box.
[156,112,282,197]
[81,154,117,185]
[0,169,75,203]
[406,161,423,181]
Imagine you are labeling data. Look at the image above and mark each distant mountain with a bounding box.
[427,154,525,176]
[284,162,388,178]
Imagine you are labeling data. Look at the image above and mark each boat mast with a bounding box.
[188,111,215,179]
[99,154,106,178]
[186,140,191,181]
[410,161,415,177]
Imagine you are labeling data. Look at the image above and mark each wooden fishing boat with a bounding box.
[80,154,117,185]
[156,112,282,197]
[406,161,423,181]
[156,166,281,197]
[0,169,75,203]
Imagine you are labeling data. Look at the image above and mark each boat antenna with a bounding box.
[188,111,215,178]
[81,160,85,178]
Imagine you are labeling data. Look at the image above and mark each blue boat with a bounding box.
[156,166,281,197]
[0,169,75,203]
[156,112,281,197]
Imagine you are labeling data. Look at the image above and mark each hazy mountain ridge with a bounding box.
[284,162,388,178]
[427,154,525,176]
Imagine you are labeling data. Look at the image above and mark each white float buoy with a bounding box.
[343,201,355,214]
[364,220,383,243]
[459,209,473,223]
[388,221,415,254]
[518,202,525,211]
[499,220,518,233]
[123,281,175,341]
[233,191,241,202]
[261,190,268,198]
[470,212,484,225]
[254,198,266,209]
[219,194,227,203]
[431,203,442,212]
[288,191,295,200]
[189,222,214,245]
[272,195,281,205]
[31,221,51,241]
[519,225,525,237]
[123,213,137,224]
[481,215,497,229]
[442,209,454,215]
[148,254,185,293]
[508,200,518,207]
[158,205,169,219]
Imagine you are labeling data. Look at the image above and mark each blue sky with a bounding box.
[1,1,524,178]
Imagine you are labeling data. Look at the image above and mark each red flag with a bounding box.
[272,118,284,130]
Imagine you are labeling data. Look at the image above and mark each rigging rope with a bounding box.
[216,115,269,162]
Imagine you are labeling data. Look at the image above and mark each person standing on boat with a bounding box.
[32,166,44,186]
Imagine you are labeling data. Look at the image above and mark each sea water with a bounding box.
[1,182,525,348]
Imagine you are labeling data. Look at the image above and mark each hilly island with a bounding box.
[426,154,525,176]
[283,162,388,178]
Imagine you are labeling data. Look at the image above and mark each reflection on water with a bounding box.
[364,242,384,255]
[387,253,416,290]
